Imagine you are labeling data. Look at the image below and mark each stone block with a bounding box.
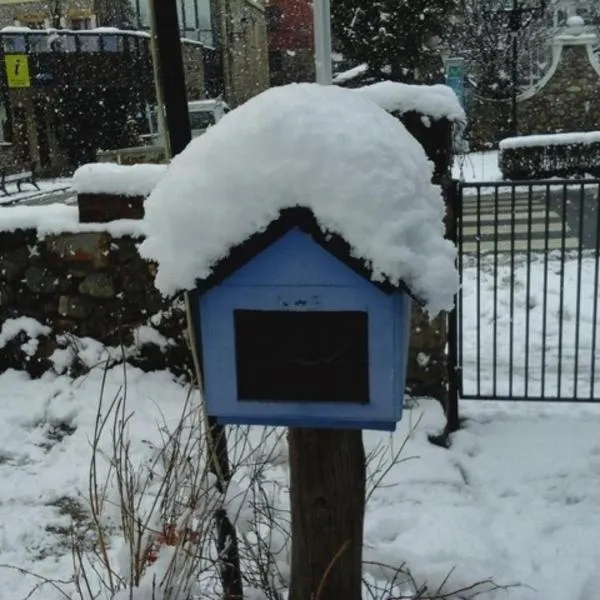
[0,246,29,282]
[58,296,92,319]
[0,283,13,306]
[24,266,61,294]
[78,273,115,299]
[45,232,110,268]
[119,259,153,292]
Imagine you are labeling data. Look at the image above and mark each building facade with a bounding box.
[0,0,96,29]
[265,0,314,85]
[0,0,269,173]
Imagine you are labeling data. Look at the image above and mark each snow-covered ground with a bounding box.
[462,252,600,398]
[452,150,502,183]
[1,364,600,600]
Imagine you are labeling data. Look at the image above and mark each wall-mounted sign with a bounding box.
[445,57,465,108]
[5,54,31,88]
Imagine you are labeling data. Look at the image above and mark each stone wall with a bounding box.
[220,0,270,106]
[0,223,192,378]
[469,30,600,148]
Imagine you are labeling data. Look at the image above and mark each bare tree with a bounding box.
[447,0,551,99]
[93,0,135,28]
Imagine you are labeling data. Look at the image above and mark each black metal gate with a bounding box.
[450,179,600,404]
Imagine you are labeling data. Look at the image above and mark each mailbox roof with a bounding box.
[140,83,458,315]
[192,205,414,298]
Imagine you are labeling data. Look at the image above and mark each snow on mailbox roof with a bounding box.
[357,81,466,123]
[139,82,458,315]
[73,163,168,197]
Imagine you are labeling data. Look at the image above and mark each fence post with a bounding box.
[445,178,461,433]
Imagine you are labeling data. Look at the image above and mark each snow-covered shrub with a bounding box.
[499,131,600,180]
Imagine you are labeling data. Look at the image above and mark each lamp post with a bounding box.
[52,0,61,28]
[504,0,547,135]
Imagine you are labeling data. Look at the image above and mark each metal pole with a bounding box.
[148,0,170,155]
[510,0,519,135]
[511,32,518,134]
[150,0,191,156]
[313,0,332,85]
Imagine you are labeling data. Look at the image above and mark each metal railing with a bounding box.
[452,179,600,402]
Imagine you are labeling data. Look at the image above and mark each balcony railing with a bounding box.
[0,26,206,56]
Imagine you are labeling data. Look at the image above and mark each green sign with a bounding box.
[447,65,463,78]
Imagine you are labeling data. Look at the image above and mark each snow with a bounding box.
[357,81,467,123]
[453,150,502,183]
[332,63,369,84]
[500,131,600,149]
[134,325,173,350]
[0,203,146,237]
[0,317,51,349]
[72,163,168,197]
[567,15,585,27]
[0,26,32,33]
[91,27,121,34]
[2,360,600,599]
[140,83,458,315]
[461,253,600,398]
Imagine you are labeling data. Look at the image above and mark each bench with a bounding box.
[0,167,40,196]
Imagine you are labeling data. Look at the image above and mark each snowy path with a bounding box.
[1,366,600,599]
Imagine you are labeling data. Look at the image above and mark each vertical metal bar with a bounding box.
[590,182,600,399]
[541,183,550,398]
[180,0,186,30]
[446,180,461,431]
[493,185,499,397]
[508,184,516,397]
[194,0,201,36]
[510,11,518,134]
[557,183,568,398]
[524,184,533,397]
[457,184,465,399]
[573,182,585,398]
[476,184,482,397]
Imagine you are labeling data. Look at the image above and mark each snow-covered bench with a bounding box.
[0,166,40,196]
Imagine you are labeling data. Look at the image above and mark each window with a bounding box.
[3,34,26,53]
[101,35,122,52]
[79,34,100,52]
[234,310,370,403]
[51,34,77,52]
[70,17,93,30]
[134,0,214,46]
[29,33,51,53]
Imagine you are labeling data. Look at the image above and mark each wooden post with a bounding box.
[288,428,365,600]
[287,6,366,599]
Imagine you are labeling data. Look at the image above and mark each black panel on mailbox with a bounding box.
[234,310,369,403]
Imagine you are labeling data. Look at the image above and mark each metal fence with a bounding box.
[451,179,600,403]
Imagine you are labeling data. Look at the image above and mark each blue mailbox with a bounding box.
[190,207,414,431]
